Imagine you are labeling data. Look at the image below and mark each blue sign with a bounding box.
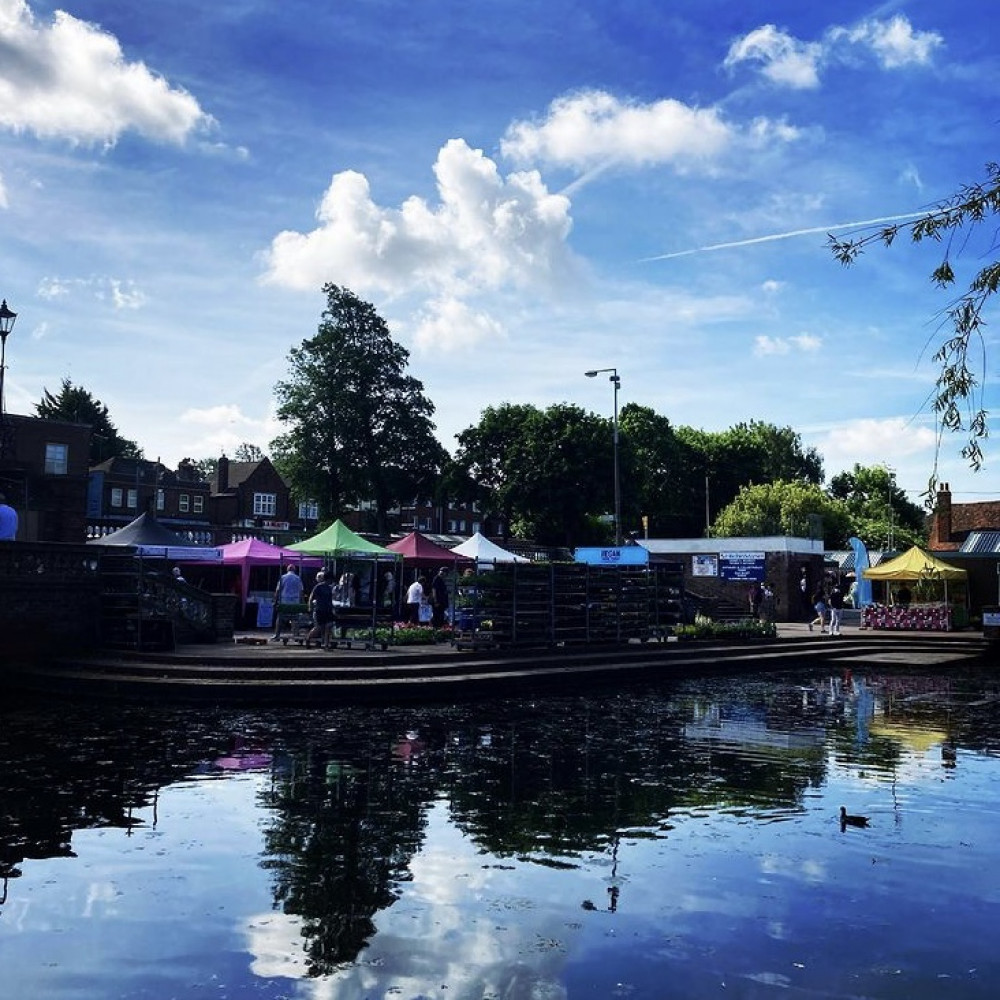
[574,546,649,566]
[719,551,766,581]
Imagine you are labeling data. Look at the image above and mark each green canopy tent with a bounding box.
[288,519,400,621]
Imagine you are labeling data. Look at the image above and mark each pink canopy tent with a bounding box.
[217,537,322,610]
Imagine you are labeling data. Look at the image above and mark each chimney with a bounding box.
[931,482,952,547]
[218,455,229,493]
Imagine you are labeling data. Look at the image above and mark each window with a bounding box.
[44,442,69,475]
[253,492,277,517]
[298,500,319,521]
[127,489,138,509]
[192,496,204,514]
[111,488,123,508]
[156,489,165,512]
[179,494,190,513]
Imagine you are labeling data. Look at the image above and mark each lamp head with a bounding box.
[584,370,598,378]
[0,300,16,340]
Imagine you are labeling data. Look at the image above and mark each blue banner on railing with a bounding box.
[574,546,649,566]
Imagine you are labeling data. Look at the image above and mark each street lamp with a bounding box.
[585,367,621,545]
[0,299,16,416]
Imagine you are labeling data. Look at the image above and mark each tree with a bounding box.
[234,442,265,463]
[827,464,927,550]
[35,377,142,465]
[830,162,1000,484]
[271,285,447,535]
[711,480,853,548]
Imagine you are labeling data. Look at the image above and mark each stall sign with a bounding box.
[574,546,649,566]
[719,551,766,581]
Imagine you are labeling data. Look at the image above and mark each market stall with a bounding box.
[861,545,968,631]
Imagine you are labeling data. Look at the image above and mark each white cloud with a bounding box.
[0,0,214,145]
[177,404,278,459]
[727,14,942,88]
[838,15,943,69]
[724,25,823,90]
[0,170,7,208]
[816,416,938,467]
[262,138,576,301]
[753,333,821,356]
[413,297,506,353]
[36,275,147,308]
[501,89,738,169]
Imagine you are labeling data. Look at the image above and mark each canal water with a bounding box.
[1,664,999,999]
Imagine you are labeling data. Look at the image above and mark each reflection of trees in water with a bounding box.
[4,668,999,966]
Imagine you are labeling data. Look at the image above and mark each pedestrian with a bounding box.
[431,566,450,628]
[405,575,426,625]
[305,571,334,649]
[272,564,304,641]
[748,581,763,620]
[0,491,17,541]
[172,566,186,585]
[828,582,845,636]
[809,584,828,633]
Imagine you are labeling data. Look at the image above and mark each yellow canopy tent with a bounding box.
[862,545,967,608]
[862,546,967,582]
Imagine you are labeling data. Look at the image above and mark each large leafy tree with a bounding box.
[35,377,142,465]
[712,480,853,547]
[455,402,612,546]
[827,463,927,550]
[271,285,447,534]
[830,162,1000,484]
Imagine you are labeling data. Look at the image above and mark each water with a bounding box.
[2,664,999,999]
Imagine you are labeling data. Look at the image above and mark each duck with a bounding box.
[840,806,870,829]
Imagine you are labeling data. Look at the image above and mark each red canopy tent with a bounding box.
[386,531,472,567]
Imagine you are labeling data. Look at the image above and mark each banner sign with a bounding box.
[574,546,649,566]
[719,551,766,581]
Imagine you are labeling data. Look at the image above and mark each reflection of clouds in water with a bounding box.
[759,854,829,883]
[244,912,308,979]
[242,800,571,999]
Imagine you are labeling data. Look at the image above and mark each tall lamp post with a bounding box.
[0,298,16,416]
[585,367,621,545]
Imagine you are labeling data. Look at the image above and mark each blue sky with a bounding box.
[0,0,996,507]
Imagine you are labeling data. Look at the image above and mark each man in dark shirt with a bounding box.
[431,566,450,628]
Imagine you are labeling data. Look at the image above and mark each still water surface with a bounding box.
[2,664,999,999]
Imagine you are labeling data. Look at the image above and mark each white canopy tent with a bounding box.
[450,531,531,567]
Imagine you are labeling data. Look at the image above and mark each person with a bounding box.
[896,584,912,607]
[305,571,334,649]
[431,566,450,628]
[809,584,828,633]
[748,581,763,620]
[380,569,396,609]
[828,582,845,636]
[799,567,812,620]
[405,575,425,625]
[0,491,17,540]
[761,581,776,622]
[171,566,186,585]
[272,564,304,641]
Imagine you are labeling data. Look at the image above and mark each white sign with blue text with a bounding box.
[719,551,766,581]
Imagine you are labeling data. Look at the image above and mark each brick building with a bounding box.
[928,483,1000,550]
[0,413,92,542]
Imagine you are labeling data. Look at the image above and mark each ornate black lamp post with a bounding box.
[0,299,16,416]
[584,367,621,546]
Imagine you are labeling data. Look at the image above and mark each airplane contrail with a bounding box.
[638,211,927,262]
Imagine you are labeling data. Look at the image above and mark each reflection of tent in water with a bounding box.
[862,545,967,603]
[868,720,949,754]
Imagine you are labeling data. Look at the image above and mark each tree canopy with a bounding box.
[35,377,142,465]
[830,161,1000,486]
[271,285,447,535]
[827,463,927,550]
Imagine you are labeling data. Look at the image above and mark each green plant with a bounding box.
[674,616,777,641]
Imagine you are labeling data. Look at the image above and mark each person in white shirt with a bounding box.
[405,576,425,624]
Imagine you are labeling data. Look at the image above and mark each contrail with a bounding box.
[638,211,927,262]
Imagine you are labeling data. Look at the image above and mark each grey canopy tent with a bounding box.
[88,512,221,561]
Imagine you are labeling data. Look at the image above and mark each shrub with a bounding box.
[673,616,777,641]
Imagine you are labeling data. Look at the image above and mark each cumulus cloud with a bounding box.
[412,296,506,353]
[500,89,738,169]
[753,333,821,356]
[724,26,823,89]
[816,417,938,466]
[0,0,214,145]
[726,14,942,88]
[262,138,575,299]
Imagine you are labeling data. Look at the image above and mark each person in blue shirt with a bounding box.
[0,492,17,541]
